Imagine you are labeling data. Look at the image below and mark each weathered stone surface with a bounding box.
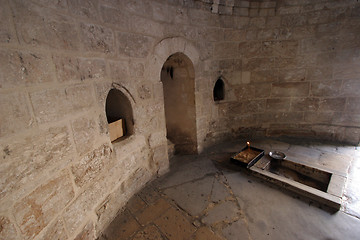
[250,70,277,83]
[271,82,309,97]
[53,56,81,83]
[135,198,171,225]
[14,171,74,240]
[100,209,140,240]
[278,69,306,82]
[0,0,16,44]
[13,1,80,50]
[194,226,223,240]
[304,112,334,124]
[311,80,342,97]
[35,218,67,240]
[291,98,319,111]
[202,201,239,225]
[71,116,98,156]
[0,92,33,137]
[341,79,360,97]
[222,218,250,240]
[30,84,94,123]
[79,58,107,80]
[117,32,153,57]
[164,177,213,217]
[154,207,196,240]
[100,5,129,28]
[71,144,112,188]
[68,0,99,20]
[74,222,95,240]
[0,50,54,88]
[266,98,291,111]
[0,126,73,209]
[345,98,360,113]
[132,225,165,240]
[79,23,115,54]
[318,98,346,112]
[0,216,18,240]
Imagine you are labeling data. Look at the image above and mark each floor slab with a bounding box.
[98,138,360,240]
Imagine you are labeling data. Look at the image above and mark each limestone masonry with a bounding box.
[0,0,359,239]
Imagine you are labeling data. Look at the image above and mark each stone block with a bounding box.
[214,42,239,58]
[132,225,164,240]
[14,171,74,240]
[278,6,301,15]
[74,221,95,240]
[239,42,263,58]
[0,0,16,43]
[79,23,115,54]
[53,56,81,83]
[35,218,67,240]
[304,112,334,124]
[100,5,129,28]
[0,216,18,240]
[68,0,99,20]
[129,59,145,77]
[95,186,129,234]
[224,29,246,41]
[13,1,80,50]
[0,92,33,137]
[254,83,271,98]
[345,98,360,113]
[291,98,319,111]
[152,144,169,174]
[334,63,360,80]
[79,58,107,80]
[271,82,309,97]
[241,99,266,113]
[333,112,360,127]
[281,15,307,27]
[152,1,172,23]
[154,207,196,239]
[266,98,291,111]
[249,17,266,28]
[251,70,277,83]
[125,0,153,18]
[249,8,259,17]
[129,15,164,37]
[233,7,249,16]
[344,127,360,144]
[0,50,54,89]
[278,69,306,82]
[117,32,153,58]
[243,58,275,71]
[311,80,342,97]
[341,79,360,97]
[263,41,298,58]
[318,98,346,112]
[31,84,94,123]
[258,112,304,123]
[0,126,73,209]
[306,67,332,80]
[71,116,98,156]
[234,1,249,8]
[71,144,112,188]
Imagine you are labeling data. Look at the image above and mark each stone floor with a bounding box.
[98,138,360,240]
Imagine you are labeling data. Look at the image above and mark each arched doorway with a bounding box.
[161,52,197,154]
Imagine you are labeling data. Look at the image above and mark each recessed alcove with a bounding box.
[161,52,198,154]
[213,78,225,101]
[105,88,134,142]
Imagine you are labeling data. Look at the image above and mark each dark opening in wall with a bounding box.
[105,89,134,142]
[213,78,225,101]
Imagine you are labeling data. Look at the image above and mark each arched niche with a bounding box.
[161,52,197,154]
[105,88,134,142]
[213,78,225,101]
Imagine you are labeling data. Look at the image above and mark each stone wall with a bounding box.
[0,0,359,239]
[205,0,360,145]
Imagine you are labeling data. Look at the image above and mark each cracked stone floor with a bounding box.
[98,138,360,240]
